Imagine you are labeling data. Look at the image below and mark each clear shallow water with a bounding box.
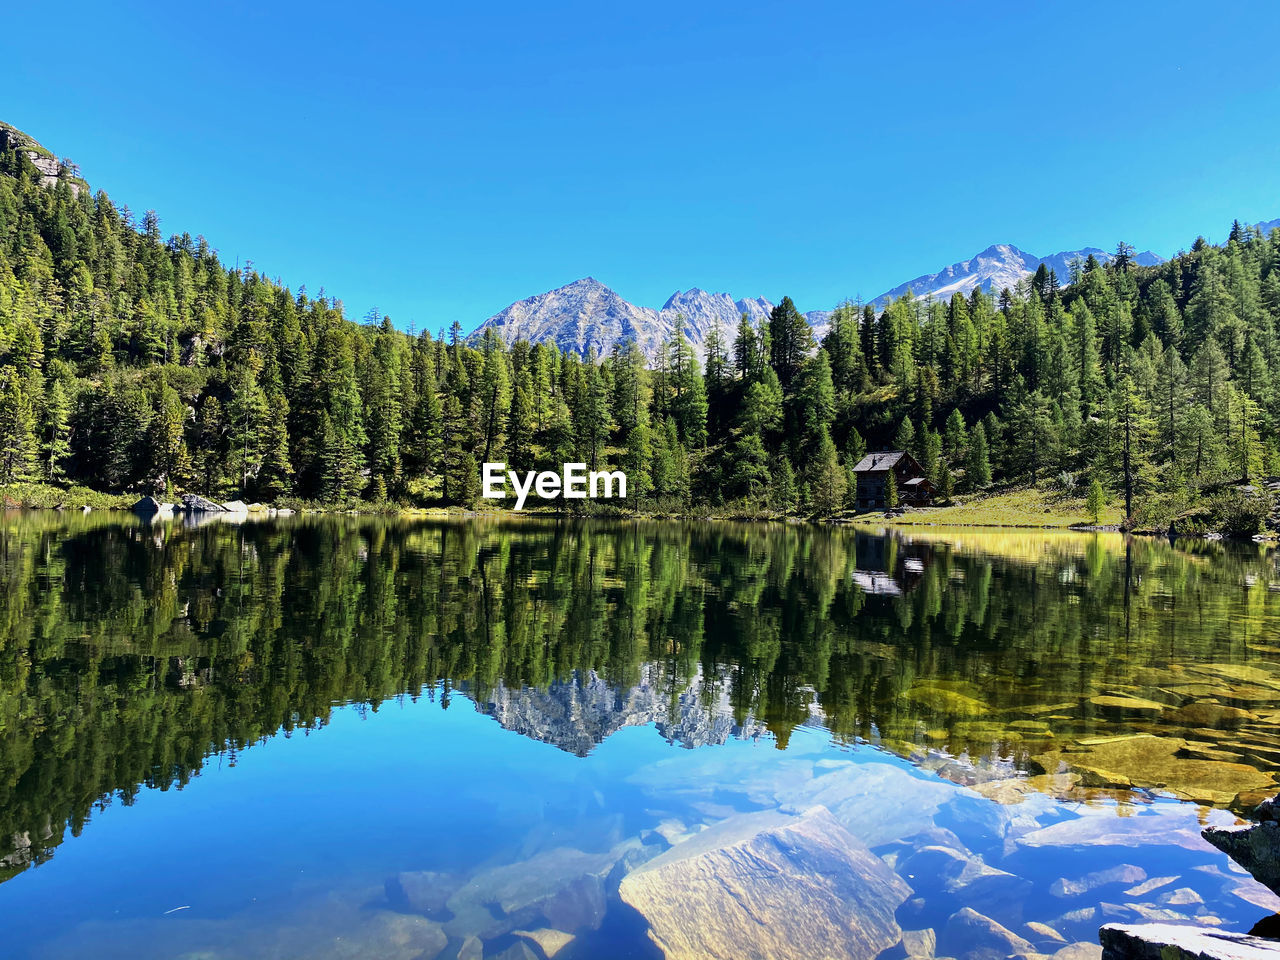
[2,514,1280,959]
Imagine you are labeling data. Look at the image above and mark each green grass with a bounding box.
[852,485,1126,528]
[0,483,135,510]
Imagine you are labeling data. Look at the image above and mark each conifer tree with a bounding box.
[42,377,71,482]
[809,426,846,516]
[0,369,37,483]
[966,422,992,488]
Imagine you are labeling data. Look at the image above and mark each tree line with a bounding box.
[2,138,1280,521]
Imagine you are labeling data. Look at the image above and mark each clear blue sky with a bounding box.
[4,1,1279,331]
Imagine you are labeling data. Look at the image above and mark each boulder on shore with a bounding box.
[131,496,174,516]
[618,806,910,960]
[179,494,227,513]
[222,499,249,513]
[1203,792,1280,898]
[1100,922,1280,960]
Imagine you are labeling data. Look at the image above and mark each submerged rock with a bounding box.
[1031,734,1275,805]
[443,841,631,938]
[385,870,462,918]
[490,944,538,960]
[1053,944,1103,960]
[318,910,447,960]
[619,806,910,960]
[897,843,1031,917]
[1018,813,1206,851]
[1025,921,1068,943]
[514,927,575,958]
[1099,922,1280,960]
[1050,865,1146,898]
[901,927,937,958]
[939,906,1035,960]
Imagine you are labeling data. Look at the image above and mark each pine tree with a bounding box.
[260,390,294,498]
[797,349,836,448]
[730,432,770,499]
[770,457,797,513]
[506,376,535,473]
[767,297,814,390]
[1086,478,1105,524]
[0,369,37,483]
[42,378,72,482]
[884,471,899,510]
[893,416,915,453]
[478,329,510,464]
[149,382,190,495]
[966,422,992,488]
[808,427,846,516]
[623,417,653,502]
[943,408,967,461]
[228,367,269,495]
[733,312,760,381]
[1107,373,1156,521]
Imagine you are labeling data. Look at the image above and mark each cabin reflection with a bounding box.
[849,532,930,596]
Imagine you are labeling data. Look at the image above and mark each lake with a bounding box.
[1,513,1279,960]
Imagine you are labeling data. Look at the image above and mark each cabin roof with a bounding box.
[852,451,907,473]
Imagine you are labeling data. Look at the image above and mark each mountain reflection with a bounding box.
[3,512,1280,884]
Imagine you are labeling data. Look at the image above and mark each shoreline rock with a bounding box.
[1100,922,1279,960]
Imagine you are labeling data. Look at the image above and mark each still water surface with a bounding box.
[2,514,1280,959]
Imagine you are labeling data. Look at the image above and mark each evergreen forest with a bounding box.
[3,125,1280,527]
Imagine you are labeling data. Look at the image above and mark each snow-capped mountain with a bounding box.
[869,244,1164,305]
[470,280,826,364]
[472,277,671,361]
[467,239,1177,363]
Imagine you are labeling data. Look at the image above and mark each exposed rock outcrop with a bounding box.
[1100,922,1280,960]
[179,494,228,512]
[1203,812,1280,899]
[618,806,910,960]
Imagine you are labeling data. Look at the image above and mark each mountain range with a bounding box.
[468,241,1171,362]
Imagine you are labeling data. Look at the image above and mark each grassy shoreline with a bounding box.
[2,481,1269,540]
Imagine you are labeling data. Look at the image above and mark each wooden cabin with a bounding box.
[850,451,936,510]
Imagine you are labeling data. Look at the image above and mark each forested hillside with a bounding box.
[1,123,1278,526]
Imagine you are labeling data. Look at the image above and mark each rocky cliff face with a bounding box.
[466,664,767,756]
[0,122,82,196]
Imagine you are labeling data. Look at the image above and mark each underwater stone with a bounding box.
[385,870,461,918]
[902,927,938,958]
[619,806,909,960]
[1025,921,1068,943]
[1051,865,1146,898]
[940,907,1035,960]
